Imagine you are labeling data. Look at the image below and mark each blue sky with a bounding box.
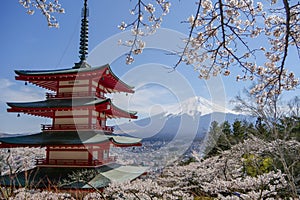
[0,1,299,134]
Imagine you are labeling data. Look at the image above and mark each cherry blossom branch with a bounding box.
[171,0,299,105]
[118,0,170,64]
[19,0,65,28]
[278,0,291,90]
[174,0,202,69]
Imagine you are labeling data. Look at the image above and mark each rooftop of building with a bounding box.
[0,131,142,147]
[0,163,148,189]
[7,98,137,119]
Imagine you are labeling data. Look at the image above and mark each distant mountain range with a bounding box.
[115,96,251,141]
[0,96,251,141]
[0,133,23,138]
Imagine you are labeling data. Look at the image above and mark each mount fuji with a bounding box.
[114,96,250,141]
[162,96,236,117]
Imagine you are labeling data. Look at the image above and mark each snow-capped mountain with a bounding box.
[163,96,236,117]
[114,96,249,141]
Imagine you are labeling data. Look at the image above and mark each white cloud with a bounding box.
[0,110,46,134]
[0,78,15,89]
[112,83,179,118]
[0,78,44,103]
[0,78,46,133]
[111,64,199,120]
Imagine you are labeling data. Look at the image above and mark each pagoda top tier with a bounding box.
[15,64,134,93]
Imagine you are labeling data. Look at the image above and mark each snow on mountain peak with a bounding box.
[164,96,235,117]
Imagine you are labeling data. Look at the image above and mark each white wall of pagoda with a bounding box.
[53,79,107,99]
[55,110,89,125]
[44,143,112,166]
[59,80,89,86]
[55,110,89,116]
[51,110,106,130]
[49,151,89,160]
[58,86,89,93]
[58,79,90,94]
[55,117,88,124]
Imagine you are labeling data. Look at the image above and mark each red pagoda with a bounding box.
[0,0,146,189]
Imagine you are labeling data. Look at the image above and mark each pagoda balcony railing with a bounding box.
[35,157,116,166]
[41,124,114,132]
[46,91,104,99]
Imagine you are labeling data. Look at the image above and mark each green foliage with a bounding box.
[205,120,253,157]
[232,120,244,139]
[276,116,300,141]
[242,154,273,177]
[210,121,221,135]
[204,121,222,157]
[59,169,99,188]
[221,121,231,136]
[254,118,270,140]
[179,157,197,166]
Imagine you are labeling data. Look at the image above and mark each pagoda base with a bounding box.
[0,163,148,190]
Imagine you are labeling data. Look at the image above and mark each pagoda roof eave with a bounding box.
[7,98,138,119]
[109,136,142,147]
[14,64,109,76]
[15,64,135,93]
[107,103,138,119]
[6,98,109,109]
[101,65,135,94]
[0,131,142,147]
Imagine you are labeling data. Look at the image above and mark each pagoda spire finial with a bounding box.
[74,0,90,69]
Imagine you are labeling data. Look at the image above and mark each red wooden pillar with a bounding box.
[46,146,50,164]
[52,110,56,130]
[88,109,92,129]
[88,78,92,96]
[87,145,93,165]
[56,80,59,96]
